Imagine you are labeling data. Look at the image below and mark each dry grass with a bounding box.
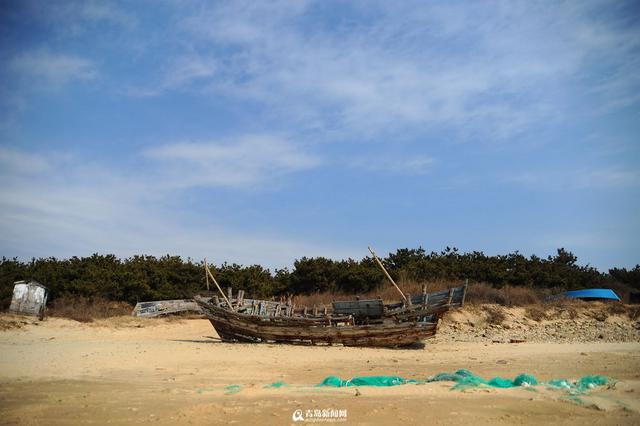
[606,301,629,316]
[295,280,543,307]
[291,280,544,308]
[288,280,640,327]
[0,315,32,331]
[539,298,638,322]
[291,280,453,307]
[48,297,132,323]
[525,305,549,322]
[545,296,586,309]
[483,306,507,325]
[467,283,541,306]
[282,281,637,327]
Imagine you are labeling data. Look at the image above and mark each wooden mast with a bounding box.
[204,259,235,311]
[368,246,407,302]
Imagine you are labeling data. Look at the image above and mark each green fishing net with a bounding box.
[319,375,416,387]
[224,384,242,394]
[424,370,539,390]
[547,375,611,394]
[264,381,288,389]
[427,369,474,382]
[451,373,538,390]
[315,371,610,394]
[576,375,610,390]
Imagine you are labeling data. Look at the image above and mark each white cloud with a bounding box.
[10,50,96,88]
[122,54,218,97]
[168,1,640,140]
[32,0,137,32]
[145,135,320,189]
[0,147,52,174]
[163,55,217,89]
[350,155,434,175]
[0,146,349,267]
[78,1,137,27]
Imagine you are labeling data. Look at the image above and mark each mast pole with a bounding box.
[204,260,235,311]
[368,246,407,302]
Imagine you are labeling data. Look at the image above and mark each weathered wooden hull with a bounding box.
[195,298,438,347]
[383,285,467,321]
[132,299,202,317]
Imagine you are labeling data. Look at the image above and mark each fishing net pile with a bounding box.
[316,370,612,394]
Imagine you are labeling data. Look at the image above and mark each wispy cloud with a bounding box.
[122,54,218,97]
[163,55,217,89]
[169,0,640,140]
[29,0,137,32]
[0,146,347,266]
[77,1,137,28]
[0,147,52,173]
[9,50,96,88]
[145,135,320,189]
[350,155,434,175]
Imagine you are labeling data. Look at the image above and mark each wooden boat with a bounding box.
[194,284,466,347]
[196,247,466,347]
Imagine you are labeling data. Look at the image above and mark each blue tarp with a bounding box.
[563,289,620,301]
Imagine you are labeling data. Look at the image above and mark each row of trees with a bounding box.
[1,248,638,308]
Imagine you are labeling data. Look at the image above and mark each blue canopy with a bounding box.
[563,289,620,301]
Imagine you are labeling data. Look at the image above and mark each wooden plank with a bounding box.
[132,299,203,317]
[332,299,384,318]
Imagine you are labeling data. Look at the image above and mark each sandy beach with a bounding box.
[1,314,639,425]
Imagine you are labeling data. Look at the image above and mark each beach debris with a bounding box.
[310,371,611,395]
[547,376,611,393]
[132,299,203,317]
[264,381,288,389]
[224,385,242,395]
[9,279,48,318]
[318,376,417,387]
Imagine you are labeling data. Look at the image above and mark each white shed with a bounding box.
[9,280,48,318]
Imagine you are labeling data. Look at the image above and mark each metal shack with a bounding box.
[9,279,48,317]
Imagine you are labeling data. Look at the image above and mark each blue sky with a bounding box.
[0,0,638,270]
